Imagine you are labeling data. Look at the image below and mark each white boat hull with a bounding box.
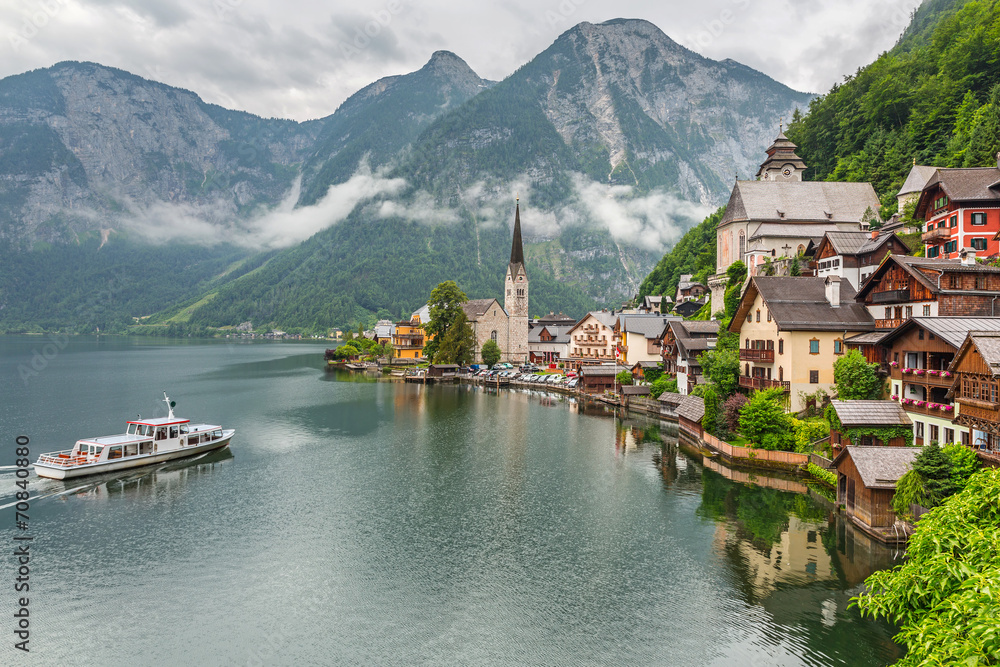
[34,430,235,480]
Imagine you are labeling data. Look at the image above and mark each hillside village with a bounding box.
[348,131,1000,547]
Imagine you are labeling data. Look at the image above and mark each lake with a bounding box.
[0,337,902,665]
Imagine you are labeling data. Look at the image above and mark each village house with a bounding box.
[374,319,395,345]
[673,299,707,318]
[854,251,1000,328]
[565,311,618,366]
[530,311,576,330]
[709,130,881,311]
[948,330,1000,459]
[916,160,1000,259]
[661,320,719,395]
[730,275,875,412]
[811,230,910,288]
[833,446,922,542]
[640,294,669,313]
[630,360,661,381]
[675,275,708,303]
[828,400,912,451]
[528,325,571,364]
[392,305,429,360]
[578,365,629,394]
[614,314,678,366]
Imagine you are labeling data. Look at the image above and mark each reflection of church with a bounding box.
[708,130,882,313]
[461,202,530,364]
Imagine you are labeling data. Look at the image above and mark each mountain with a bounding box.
[0,20,814,333]
[786,0,1000,218]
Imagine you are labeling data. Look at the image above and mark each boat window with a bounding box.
[156,428,167,441]
[169,426,178,439]
[93,446,103,457]
[179,425,189,434]
[124,444,138,457]
[77,444,89,454]
[136,425,149,436]
[140,441,153,455]
[108,446,122,460]
[213,430,222,439]
[127,424,137,435]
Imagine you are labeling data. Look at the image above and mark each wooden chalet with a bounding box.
[426,364,460,379]
[948,331,1000,462]
[854,252,1000,328]
[578,365,629,394]
[675,395,706,441]
[829,400,911,452]
[833,446,922,542]
[812,230,909,289]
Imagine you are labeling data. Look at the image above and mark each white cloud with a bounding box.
[121,165,406,248]
[378,189,458,224]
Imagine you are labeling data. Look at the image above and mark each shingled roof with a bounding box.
[833,446,922,489]
[748,222,840,241]
[730,277,875,333]
[820,230,901,256]
[897,164,938,197]
[720,180,881,227]
[878,317,1000,350]
[579,365,629,377]
[855,255,1000,300]
[462,298,504,321]
[528,325,571,344]
[675,395,705,423]
[620,314,679,339]
[830,400,912,428]
[951,331,1000,377]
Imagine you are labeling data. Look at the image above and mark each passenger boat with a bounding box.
[34,393,235,480]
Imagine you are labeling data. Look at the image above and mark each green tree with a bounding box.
[650,376,673,399]
[481,339,501,368]
[692,385,720,436]
[423,280,468,361]
[739,388,795,451]
[942,443,980,491]
[434,310,476,365]
[912,443,957,508]
[789,256,801,276]
[723,261,747,320]
[855,468,1000,666]
[833,349,884,400]
[616,370,634,386]
[892,469,927,520]
[699,346,740,399]
[643,365,664,384]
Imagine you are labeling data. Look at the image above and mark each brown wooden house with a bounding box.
[812,230,910,289]
[579,365,629,394]
[949,331,1000,461]
[854,253,1000,328]
[833,446,922,542]
[829,401,912,452]
[676,394,705,440]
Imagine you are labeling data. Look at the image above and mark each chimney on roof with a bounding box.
[825,275,841,308]
[871,229,879,240]
[960,248,977,266]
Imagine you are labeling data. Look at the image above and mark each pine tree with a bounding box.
[912,443,957,508]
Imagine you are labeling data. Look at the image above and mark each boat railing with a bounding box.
[37,450,91,466]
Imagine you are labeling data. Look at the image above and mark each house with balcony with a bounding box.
[393,305,430,360]
[661,320,719,394]
[730,275,875,412]
[948,331,1000,461]
[915,163,1000,260]
[812,230,910,288]
[854,252,1000,328]
[675,275,708,303]
[565,311,618,367]
[613,314,679,366]
[869,317,1000,446]
[528,325,571,364]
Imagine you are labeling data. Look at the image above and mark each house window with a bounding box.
[944,428,954,444]
[923,304,931,316]
[972,237,988,251]
[885,307,892,319]
[809,339,819,354]
[938,220,947,229]
[930,424,939,443]
[767,310,771,322]
[778,339,784,355]
[927,246,939,258]
[977,275,988,290]
[491,330,498,342]
[746,338,750,348]
[894,383,899,396]
[944,240,958,254]
[905,306,912,319]
[756,309,760,323]
[934,195,949,209]
[746,313,752,323]
[778,366,783,381]
[949,274,961,289]
[971,212,987,226]
[915,422,924,439]
[950,215,958,228]
[809,370,819,384]
[918,328,924,340]
[834,339,843,355]
[962,431,970,446]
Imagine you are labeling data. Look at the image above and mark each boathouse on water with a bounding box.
[833,445,922,540]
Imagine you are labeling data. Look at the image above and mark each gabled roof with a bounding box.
[657,391,684,405]
[833,446,922,490]
[844,330,894,346]
[730,277,875,333]
[619,314,680,339]
[673,320,720,335]
[818,230,903,256]
[855,255,1000,300]
[719,181,881,227]
[915,167,1000,218]
[411,304,430,323]
[950,331,1000,377]
[877,317,1000,350]
[675,395,705,423]
[462,298,505,321]
[748,222,840,240]
[580,365,629,377]
[676,336,714,359]
[830,400,912,428]
[569,310,618,333]
[621,385,651,396]
[631,360,661,369]
[528,325,571,344]
[897,164,938,197]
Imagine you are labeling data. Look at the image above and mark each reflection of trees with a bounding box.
[652,442,679,487]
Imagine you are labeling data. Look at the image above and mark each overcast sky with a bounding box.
[2,0,923,122]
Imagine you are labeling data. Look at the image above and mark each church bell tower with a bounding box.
[504,200,529,363]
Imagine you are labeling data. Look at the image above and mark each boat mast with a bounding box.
[163,391,175,420]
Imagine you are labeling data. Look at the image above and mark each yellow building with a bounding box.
[393,305,430,360]
[730,276,876,412]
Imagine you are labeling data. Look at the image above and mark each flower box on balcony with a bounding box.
[943,405,954,412]
[915,370,926,376]
[942,371,952,378]
[890,395,899,400]
[928,403,939,410]
[901,398,913,405]
[903,368,913,374]
[916,401,926,407]
[927,370,940,377]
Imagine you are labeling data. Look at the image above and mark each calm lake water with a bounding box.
[0,337,903,666]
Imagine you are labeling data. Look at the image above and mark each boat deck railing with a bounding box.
[37,450,93,467]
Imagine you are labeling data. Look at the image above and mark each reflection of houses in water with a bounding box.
[715,514,834,601]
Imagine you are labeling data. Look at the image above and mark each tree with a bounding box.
[423,280,468,361]
[644,365,664,384]
[434,310,476,365]
[723,261,747,320]
[833,349,884,400]
[739,388,795,451]
[721,393,748,434]
[912,443,957,508]
[789,256,801,276]
[481,339,501,368]
[616,370,634,386]
[699,346,740,398]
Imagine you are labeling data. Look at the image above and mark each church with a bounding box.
[708,131,882,313]
[461,202,530,364]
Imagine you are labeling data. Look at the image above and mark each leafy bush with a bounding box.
[913,443,958,508]
[892,469,927,520]
[643,365,663,384]
[739,388,795,451]
[615,370,634,386]
[855,468,1000,666]
[720,393,748,435]
[943,443,980,491]
[793,419,830,453]
[833,349,884,400]
[806,463,836,487]
[650,377,672,399]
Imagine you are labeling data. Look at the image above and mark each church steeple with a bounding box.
[509,199,525,268]
[756,129,807,181]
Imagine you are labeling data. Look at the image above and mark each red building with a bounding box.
[916,166,1000,260]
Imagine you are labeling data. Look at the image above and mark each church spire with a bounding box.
[509,199,524,267]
